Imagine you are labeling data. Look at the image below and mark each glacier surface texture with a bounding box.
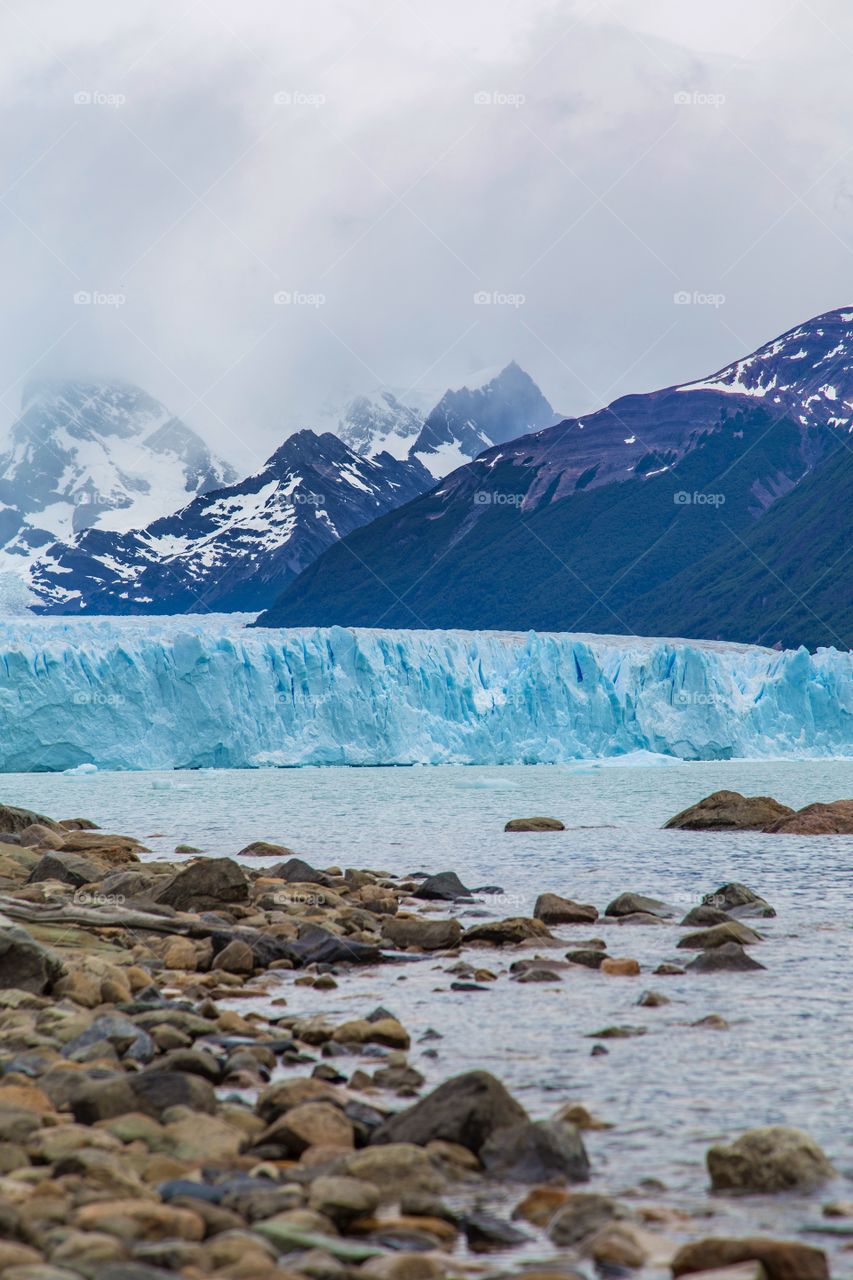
[0,615,850,772]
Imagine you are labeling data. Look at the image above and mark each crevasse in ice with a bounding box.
[0,615,849,771]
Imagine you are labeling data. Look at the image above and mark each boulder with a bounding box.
[18,822,66,848]
[566,948,607,969]
[677,922,762,950]
[212,939,255,974]
[533,894,598,925]
[0,915,64,992]
[0,803,61,834]
[680,905,732,927]
[601,957,640,975]
[765,799,853,834]
[382,916,462,951]
[287,924,383,967]
[332,1017,410,1049]
[308,1175,381,1223]
[547,1191,629,1244]
[686,943,766,973]
[604,893,674,919]
[239,840,295,858]
[256,1077,344,1123]
[671,1237,829,1280]
[371,1070,528,1154]
[481,1119,589,1183]
[255,1101,354,1155]
[343,1144,446,1196]
[504,817,566,832]
[71,1070,217,1123]
[27,851,106,887]
[154,857,248,911]
[269,856,330,885]
[707,1126,834,1192]
[413,872,472,902]
[664,790,795,831]
[703,882,776,917]
[462,917,553,946]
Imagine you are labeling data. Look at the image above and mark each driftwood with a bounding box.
[0,896,207,936]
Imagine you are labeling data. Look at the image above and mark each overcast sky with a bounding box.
[2,0,853,472]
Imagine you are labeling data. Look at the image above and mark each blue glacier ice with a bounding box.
[0,615,850,771]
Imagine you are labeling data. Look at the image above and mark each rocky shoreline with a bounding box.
[0,796,846,1280]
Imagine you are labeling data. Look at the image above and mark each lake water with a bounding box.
[5,757,853,1272]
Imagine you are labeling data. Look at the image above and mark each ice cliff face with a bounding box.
[0,618,849,772]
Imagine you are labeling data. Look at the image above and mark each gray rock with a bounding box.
[27,851,105,887]
[154,857,248,912]
[707,1126,834,1192]
[548,1192,629,1245]
[533,893,598,925]
[686,942,766,972]
[481,1119,589,1183]
[0,914,64,993]
[382,916,462,951]
[413,871,472,902]
[371,1070,527,1154]
[0,803,61,834]
[604,893,675,919]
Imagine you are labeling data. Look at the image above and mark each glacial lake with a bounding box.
[5,756,853,1272]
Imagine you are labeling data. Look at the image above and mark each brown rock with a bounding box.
[512,1186,569,1226]
[371,1070,527,1154]
[462,917,553,946]
[332,1017,409,1050]
[382,916,462,951]
[213,939,255,974]
[533,894,598,925]
[678,922,762,950]
[256,1076,343,1123]
[707,1126,834,1192]
[73,1199,205,1242]
[664,790,795,831]
[162,938,201,971]
[505,817,566,832]
[239,840,295,857]
[765,799,853,834]
[258,1101,354,1155]
[601,957,640,976]
[671,1237,828,1280]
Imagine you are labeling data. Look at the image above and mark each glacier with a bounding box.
[0,615,850,772]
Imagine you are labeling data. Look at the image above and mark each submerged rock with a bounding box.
[413,872,472,902]
[462,918,553,946]
[481,1119,590,1183]
[686,943,766,973]
[707,1126,834,1192]
[382,916,462,951]
[604,892,674,919]
[504,817,566,832]
[533,893,598,925]
[703,882,776,917]
[677,921,762,950]
[664,790,794,831]
[671,1236,829,1279]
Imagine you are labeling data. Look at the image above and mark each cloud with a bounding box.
[1,0,852,470]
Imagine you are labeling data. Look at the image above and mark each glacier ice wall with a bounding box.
[0,615,850,771]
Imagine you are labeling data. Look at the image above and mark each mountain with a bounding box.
[0,380,236,572]
[334,390,423,460]
[30,431,433,614]
[409,362,559,477]
[255,307,853,648]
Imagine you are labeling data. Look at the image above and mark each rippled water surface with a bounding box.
[5,758,853,1273]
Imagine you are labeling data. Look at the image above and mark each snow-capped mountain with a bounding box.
[0,380,236,573]
[334,390,423,460]
[326,365,558,479]
[409,362,560,477]
[256,305,853,647]
[30,430,432,614]
[679,306,853,427]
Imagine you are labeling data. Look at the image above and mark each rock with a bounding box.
[680,905,733,927]
[704,883,776,917]
[0,1244,43,1269]
[0,915,64,992]
[547,1192,629,1245]
[601,957,640,975]
[707,1126,834,1192]
[671,1237,829,1280]
[70,1070,217,1123]
[27,850,108,886]
[256,1101,355,1155]
[162,938,200,971]
[413,872,471,902]
[332,1017,410,1049]
[504,817,566,832]
[343,1144,445,1197]
[638,989,670,1007]
[463,1210,530,1250]
[213,939,255,974]
[693,1014,729,1029]
[671,1265,766,1280]
[256,1077,343,1123]
[63,1012,155,1063]
[382,916,462,951]
[584,1222,672,1268]
[533,894,598,925]
[512,1186,570,1226]
[589,1024,647,1039]
[270,856,330,885]
[308,1176,381,1223]
[73,1199,205,1242]
[361,1257,448,1280]
[678,922,762,950]
[604,893,674,919]
[566,948,607,969]
[655,962,686,975]
[765,799,853,834]
[239,840,295,857]
[462,917,552,945]
[481,1119,589,1183]
[0,803,61,834]
[372,1070,528,1154]
[154,857,248,911]
[664,790,795,831]
[18,822,66,848]
[686,943,766,973]
[288,924,382,967]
